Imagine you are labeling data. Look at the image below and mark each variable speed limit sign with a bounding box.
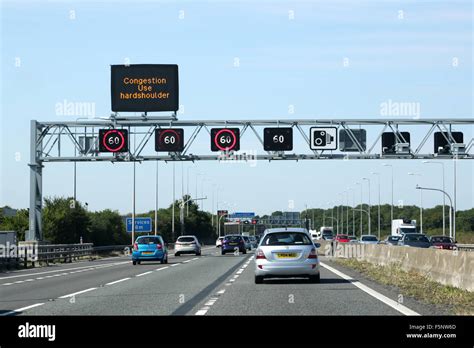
[155,128,184,152]
[99,129,129,153]
[263,128,293,151]
[211,128,240,151]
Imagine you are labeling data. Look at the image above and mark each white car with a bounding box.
[175,235,201,256]
[215,237,224,248]
[359,235,379,245]
[255,228,321,284]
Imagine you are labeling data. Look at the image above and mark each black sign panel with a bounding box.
[263,128,293,151]
[155,128,184,152]
[99,129,129,153]
[339,129,366,152]
[434,132,463,153]
[211,128,240,151]
[111,64,179,112]
[381,132,411,153]
[217,210,229,217]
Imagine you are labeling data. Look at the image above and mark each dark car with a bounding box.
[430,236,457,250]
[221,235,247,255]
[398,233,431,248]
[383,236,401,246]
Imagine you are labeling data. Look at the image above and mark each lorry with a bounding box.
[391,219,417,237]
[319,226,334,241]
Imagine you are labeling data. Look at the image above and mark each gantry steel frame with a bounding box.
[28,117,474,240]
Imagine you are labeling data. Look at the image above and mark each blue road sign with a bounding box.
[229,212,255,219]
[126,217,152,233]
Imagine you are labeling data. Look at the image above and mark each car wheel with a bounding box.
[243,249,247,254]
[221,250,226,255]
[161,254,167,264]
[132,260,137,265]
[309,273,321,283]
[137,260,141,265]
[255,275,264,284]
[196,251,201,256]
[174,252,180,257]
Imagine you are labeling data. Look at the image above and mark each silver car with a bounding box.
[359,235,379,245]
[174,235,201,256]
[254,228,321,284]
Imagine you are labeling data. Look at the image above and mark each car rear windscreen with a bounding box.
[362,236,377,241]
[225,236,242,242]
[137,237,160,244]
[178,237,195,243]
[431,237,453,243]
[405,235,429,242]
[262,232,312,246]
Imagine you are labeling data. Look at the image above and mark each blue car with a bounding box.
[221,235,247,255]
[132,235,168,265]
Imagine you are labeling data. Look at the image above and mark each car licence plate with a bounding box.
[142,251,153,255]
[277,253,296,258]
[229,243,237,246]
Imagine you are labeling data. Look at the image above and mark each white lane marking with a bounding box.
[236,269,244,274]
[58,287,97,299]
[195,308,208,315]
[3,283,13,286]
[1,303,45,316]
[320,262,420,316]
[225,283,232,286]
[183,260,191,263]
[14,281,24,284]
[24,279,34,282]
[156,267,169,271]
[136,271,152,277]
[171,263,180,267]
[191,257,199,260]
[105,278,130,286]
[0,261,129,280]
[36,277,45,280]
[217,289,226,295]
[229,278,236,282]
[205,298,218,306]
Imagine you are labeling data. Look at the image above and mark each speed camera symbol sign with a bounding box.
[310,127,337,150]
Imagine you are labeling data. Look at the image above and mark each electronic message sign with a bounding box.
[155,128,184,152]
[264,128,293,151]
[211,128,240,152]
[99,129,129,153]
[111,64,179,112]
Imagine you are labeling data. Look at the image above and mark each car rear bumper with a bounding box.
[175,246,199,253]
[255,260,320,277]
[132,251,165,260]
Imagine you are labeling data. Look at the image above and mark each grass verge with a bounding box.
[334,258,474,315]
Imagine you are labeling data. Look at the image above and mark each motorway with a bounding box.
[0,246,446,316]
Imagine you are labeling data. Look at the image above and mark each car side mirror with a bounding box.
[314,243,321,249]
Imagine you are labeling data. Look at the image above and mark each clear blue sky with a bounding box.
[1,0,472,216]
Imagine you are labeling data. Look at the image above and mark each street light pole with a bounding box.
[349,188,355,236]
[355,182,362,234]
[154,160,159,235]
[362,178,371,235]
[408,173,423,233]
[423,161,446,236]
[382,163,394,223]
[416,186,453,239]
[371,172,381,240]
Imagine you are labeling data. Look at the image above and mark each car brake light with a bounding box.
[256,249,266,259]
[156,244,162,250]
[308,248,318,259]
[133,243,138,251]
